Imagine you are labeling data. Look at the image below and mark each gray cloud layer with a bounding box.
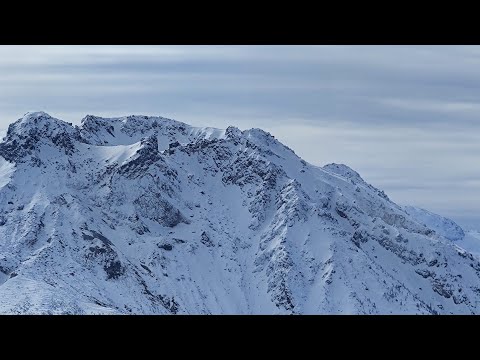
[0,46,478,227]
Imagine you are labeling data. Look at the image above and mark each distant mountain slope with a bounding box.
[456,231,480,258]
[403,206,465,242]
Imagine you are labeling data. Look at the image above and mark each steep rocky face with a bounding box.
[0,112,479,314]
[0,112,80,163]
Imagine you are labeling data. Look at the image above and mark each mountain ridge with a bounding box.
[0,112,479,314]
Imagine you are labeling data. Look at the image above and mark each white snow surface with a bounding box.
[0,112,479,314]
[0,156,14,190]
[458,231,480,258]
[403,206,465,242]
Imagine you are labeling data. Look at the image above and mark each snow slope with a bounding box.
[403,206,465,242]
[0,111,480,314]
[0,157,14,190]
[458,231,480,258]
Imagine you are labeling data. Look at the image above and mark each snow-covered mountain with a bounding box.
[403,206,465,242]
[1,111,480,314]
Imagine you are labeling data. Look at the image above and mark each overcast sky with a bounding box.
[0,45,478,228]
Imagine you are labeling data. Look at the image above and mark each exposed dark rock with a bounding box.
[415,269,435,279]
[104,260,125,280]
[118,134,162,178]
[201,231,214,247]
[432,278,453,299]
[158,243,173,251]
[134,193,188,228]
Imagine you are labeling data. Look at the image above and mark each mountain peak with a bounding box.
[23,111,51,119]
[8,111,74,135]
[79,114,188,146]
[15,111,68,129]
[0,112,78,162]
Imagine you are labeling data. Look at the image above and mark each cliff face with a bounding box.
[0,112,478,314]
